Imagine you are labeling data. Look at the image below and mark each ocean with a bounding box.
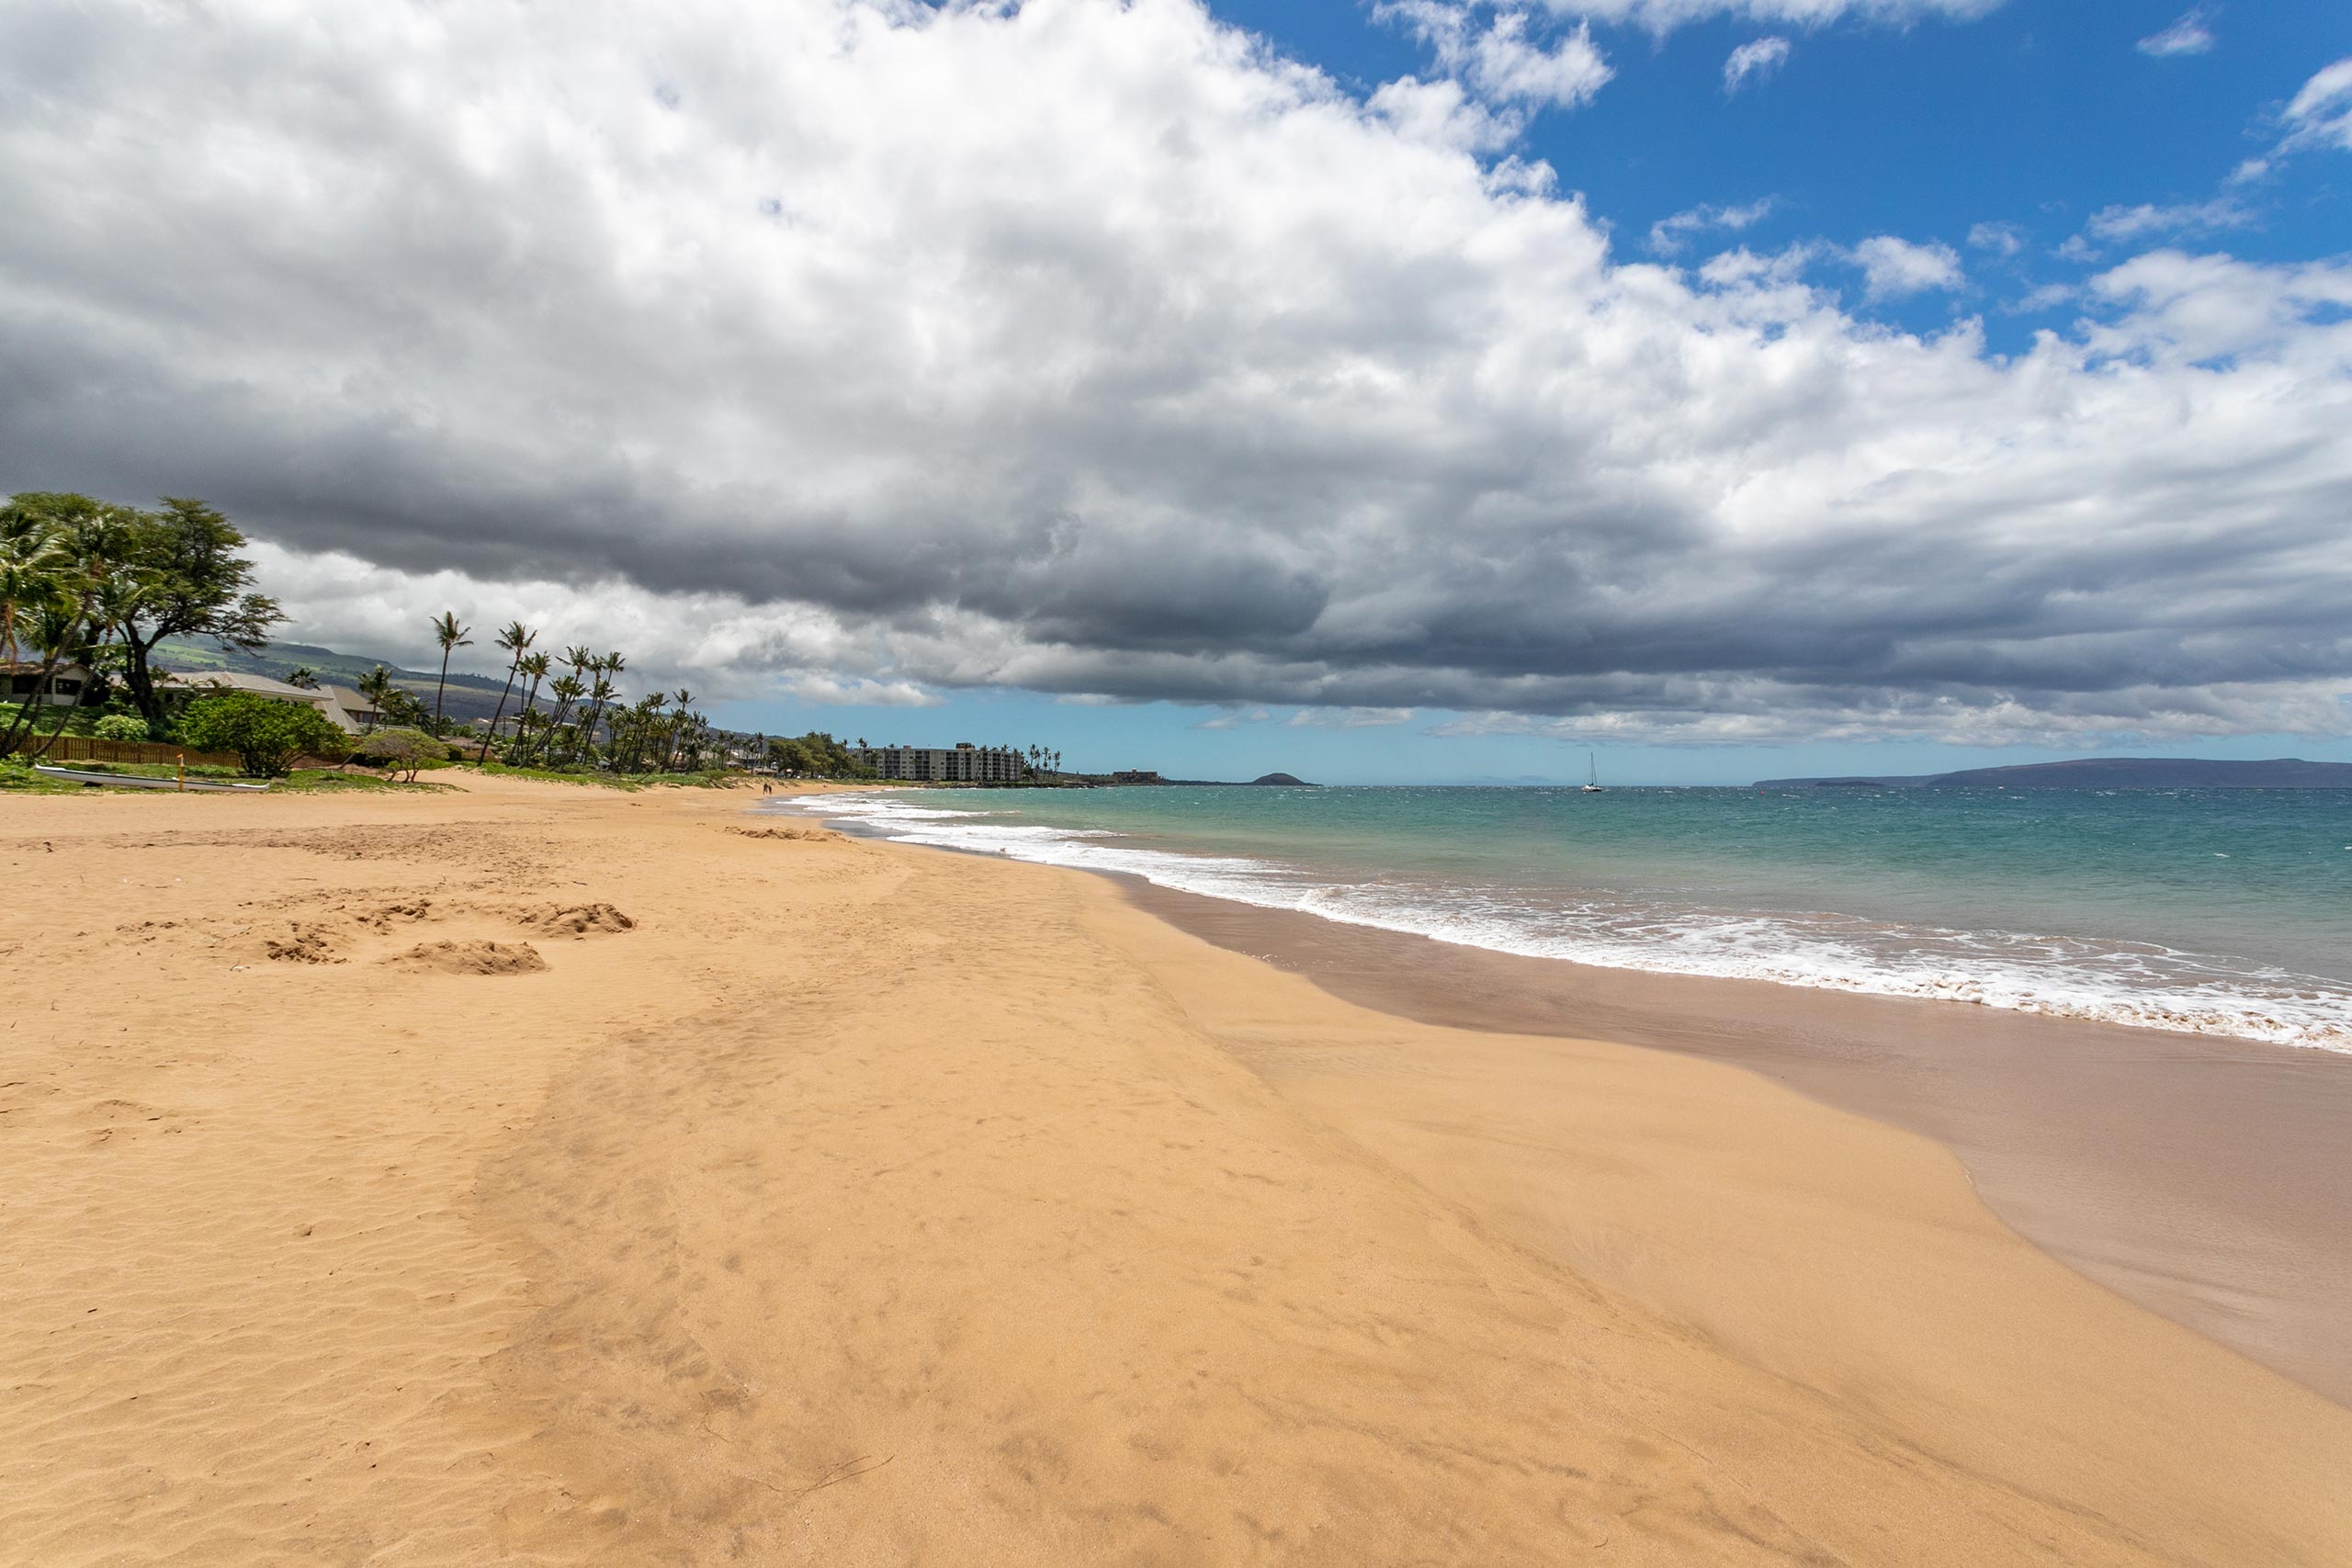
[786,784,2352,1055]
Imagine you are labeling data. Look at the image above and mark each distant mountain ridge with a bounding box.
[1755,757,2352,790]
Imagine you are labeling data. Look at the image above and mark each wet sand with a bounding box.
[1123,877,2352,1406]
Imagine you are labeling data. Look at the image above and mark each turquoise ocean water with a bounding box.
[788,785,2352,1054]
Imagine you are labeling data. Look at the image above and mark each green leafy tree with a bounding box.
[108,498,283,736]
[178,692,345,776]
[429,611,471,736]
[94,714,148,742]
[356,726,441,783]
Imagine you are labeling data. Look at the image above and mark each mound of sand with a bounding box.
[516,902,637,937]
[265,929,341,964]
[386,939,548,976]
[726,825,842,842]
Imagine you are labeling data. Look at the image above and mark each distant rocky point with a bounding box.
[1754,757,2352,790]
[1250,772,1315,786]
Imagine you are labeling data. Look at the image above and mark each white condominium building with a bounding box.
[855,741,1030,784]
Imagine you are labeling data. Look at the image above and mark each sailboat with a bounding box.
[1582,752,1604,793]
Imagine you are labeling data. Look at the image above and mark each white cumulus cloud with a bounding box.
[2084,197,2254,243]
[2135,9,2216,59]
[1533,0,2002,35]
[1966,221,2026,258]
[2280,55,2352,155]
[1723,36,1792,95]
[1849,235,1965,298]
[1649,197,1778,254]
[1383,4,1613,110]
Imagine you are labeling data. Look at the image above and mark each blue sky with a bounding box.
[8,0,2351,784]
[1216,4,2351,349]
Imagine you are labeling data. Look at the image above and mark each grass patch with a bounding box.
[0,759,453,794]
[278,768,458,793]
[0,765,87,794]
[478,761,743,791]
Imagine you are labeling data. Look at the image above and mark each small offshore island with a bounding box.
[1758,755,2352,789]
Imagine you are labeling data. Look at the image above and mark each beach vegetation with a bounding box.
[105,498,285,737]
[476,621,537,763]
[354,726,445,783]
[428,611,471,736]
[93,714,148,742]
[477,759,737,791]
[177,691,348,776]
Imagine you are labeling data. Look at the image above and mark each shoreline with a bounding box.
[777,795,2352,1406]
[7,775,2349,1562]
[1114,874,2352,1407]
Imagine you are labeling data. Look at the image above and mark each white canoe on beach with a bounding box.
[33,764,273,794]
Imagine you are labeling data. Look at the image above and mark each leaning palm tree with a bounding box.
[662,688,695,772]
[508,649,552,762]
[475,621,536,764]
[567,649,625,767]
[541,672,585,764]
[429,611,472,737]
[569,662,617,768]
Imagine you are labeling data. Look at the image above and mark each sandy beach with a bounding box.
[1126,880,2352,1407]
[5,773,2349,1565]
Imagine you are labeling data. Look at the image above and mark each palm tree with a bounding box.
[662,688,694,772]
[355,664,396,735]
[568,649,624,767]
[0,522,68,675]
[475,621,536,764]
[541,672,585,762]
[508,649,552,762]
[429,611,472,737]
[569,660,617,768]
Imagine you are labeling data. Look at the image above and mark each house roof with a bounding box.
[163,670,322,700]
[163,670,370,733]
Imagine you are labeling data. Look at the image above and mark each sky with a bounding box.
[2,0,2349,784]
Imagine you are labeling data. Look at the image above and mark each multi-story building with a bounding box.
[855,741,1031,784]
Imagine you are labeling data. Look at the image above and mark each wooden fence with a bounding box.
[4,734,247,769]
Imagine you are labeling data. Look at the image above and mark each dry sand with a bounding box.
[4,773,2347,1564]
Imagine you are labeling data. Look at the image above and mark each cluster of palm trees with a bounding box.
[422,616,717,774]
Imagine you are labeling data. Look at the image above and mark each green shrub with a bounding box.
[93,714,150,742]
[354,727,442,783]
[177,693,349,777]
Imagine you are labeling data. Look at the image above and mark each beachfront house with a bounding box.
[854,741,1030,784]
[4,660,99,707]
[161,671,378,734]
